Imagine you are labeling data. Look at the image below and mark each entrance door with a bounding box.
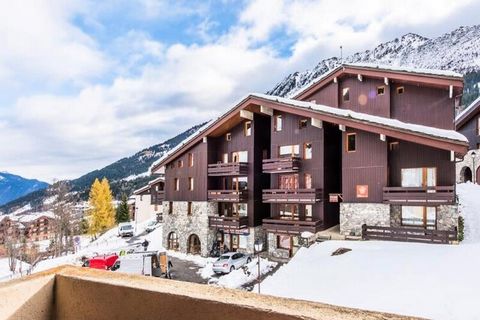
[230,234,239,252]
[187,234,201,255]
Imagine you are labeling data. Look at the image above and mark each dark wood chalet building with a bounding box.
[455,96,480,183]
[150,64,467,257]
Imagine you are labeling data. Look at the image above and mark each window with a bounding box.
[377,86,385,95]
[304,173,312,189]
[299,119,308,129]
[346,133,356,152]
[401,168,436,187]
[188,177,194,191]
[174,178,179,191]
[188,153,194,167]
[232,151,248,162]
[279,145,300,157]
[168,202,173,214]
[167,232,179,250]
[277,235,292,249]
[304,143,312,159]
[342,87,350,102]
[274,115,283,131]
[187,202,192,215]
[389,141,399,151]
[222,153,228,163]
[233,177,248,191]
[226,133,232,141]
[279,174,299,189]
[177,160,183,168]
[401,206,436,229]
[397,86,405,94]
[244,121,252,136]
[230,234,239,251]
[279,204,299,220]
[305,205,313,219]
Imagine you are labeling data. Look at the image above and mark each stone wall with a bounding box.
[390,205,401,227]
[162,201,217,257]
[340,203,390,236]
[456,149,479,183]
[436,204,459,231]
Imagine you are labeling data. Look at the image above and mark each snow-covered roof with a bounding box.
[254,93,467,143]
[345,62,463,78]
[133,185,151,195]
[148,176,164,186]
[455,95,480,126]
[14,211,55,223]
[289,63,463,99]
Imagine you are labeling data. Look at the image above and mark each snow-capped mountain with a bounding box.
[0,172,48,206]
[269,25,480,98]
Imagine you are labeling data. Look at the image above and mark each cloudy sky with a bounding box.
[1,0,479,182]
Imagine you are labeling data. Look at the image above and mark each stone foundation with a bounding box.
[436,204,459,231]
[340,203,390,236]
[162,201,217,257]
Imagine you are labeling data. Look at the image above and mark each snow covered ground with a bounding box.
[260,182,480,319]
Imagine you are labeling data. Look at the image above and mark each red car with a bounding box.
[83,254,119,270]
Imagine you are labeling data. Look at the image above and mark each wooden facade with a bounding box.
[155,64,466,243]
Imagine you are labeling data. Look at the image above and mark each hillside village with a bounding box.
[2,19,480,319]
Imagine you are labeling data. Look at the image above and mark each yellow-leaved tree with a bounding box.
[88,178,115,237]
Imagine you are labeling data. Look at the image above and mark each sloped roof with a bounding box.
[150,93,468,173]
[455,96,480,129]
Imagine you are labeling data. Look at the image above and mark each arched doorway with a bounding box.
[460,166,473,183]
[167,232,179,251]
[187,234,201,255]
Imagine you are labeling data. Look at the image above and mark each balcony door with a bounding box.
[232,151,248,163]
[279,204,299,220]
[401,168,436,188]
[279,174,299,189]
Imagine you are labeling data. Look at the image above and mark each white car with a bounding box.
[145,220,160,233]
[212,252,251,274]
[118,222,134,237]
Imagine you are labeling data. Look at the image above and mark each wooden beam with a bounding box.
[311,118,323,129]
[339,124,346,132]
[449,85,453,99]
[357,74,363,82]
[260,105,273,116]
[384,77,389,85]
[450,150,455,162]
[380,134,386,142]
[240,109,253,120]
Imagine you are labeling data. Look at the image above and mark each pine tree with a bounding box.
[116,193,130,223]
[88,178,116,237]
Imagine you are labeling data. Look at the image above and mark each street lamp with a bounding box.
[254,239,263,294]
[472,151,477,184]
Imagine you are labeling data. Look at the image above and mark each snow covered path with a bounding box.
[260,183,480,320]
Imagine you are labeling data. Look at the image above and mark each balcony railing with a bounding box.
[208,190,248,202]
[262,189,322,204]
[262,218,323,235]
[207,162,248,176]
[383,186,455,205]
[262,157,300,174]
[208,216,249,232]
[151,190,165,205]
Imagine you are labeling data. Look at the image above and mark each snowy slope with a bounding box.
[269,25,480,98]
[259,183,480,319]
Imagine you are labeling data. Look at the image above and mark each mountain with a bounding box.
[0,172,48,206]
[268,25,480,106]
[0,123,206,213]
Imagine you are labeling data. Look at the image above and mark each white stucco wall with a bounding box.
[134,194,158,224]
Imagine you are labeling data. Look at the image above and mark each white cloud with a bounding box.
[0,0,478,181]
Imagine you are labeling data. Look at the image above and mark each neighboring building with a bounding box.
[0,211,55,244]
[131,177,165,224]
[150,63,467,258]
[455,96,480,183]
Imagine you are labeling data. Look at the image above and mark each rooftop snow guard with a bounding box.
[0,266,419,320]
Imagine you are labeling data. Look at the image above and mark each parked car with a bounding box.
[118,222,134,237]
[111,250,172,278]
[212,252,251,274]
[83,254,119,270]
[145,220,160,233]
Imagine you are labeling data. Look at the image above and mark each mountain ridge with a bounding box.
[0,172,48,206]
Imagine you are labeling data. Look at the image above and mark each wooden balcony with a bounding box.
[262,218,323,235]
[207,162,248,176]
[262,189,322,204]
[208,216,249,232]
[208,190,248,202]
[362,224,457,244]
[262,157,300,174]
[383,186,455,205]
[151,191,165,205]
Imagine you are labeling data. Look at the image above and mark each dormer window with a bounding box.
[342,88,350,102]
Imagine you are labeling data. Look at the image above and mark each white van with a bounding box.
[118,222,134,237]
[111,250,171,278]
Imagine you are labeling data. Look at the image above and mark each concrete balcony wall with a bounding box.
[0,266,415,320]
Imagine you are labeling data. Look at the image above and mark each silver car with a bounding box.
[212,252,252,274]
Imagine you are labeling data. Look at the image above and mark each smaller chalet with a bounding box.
[131,176,165,224]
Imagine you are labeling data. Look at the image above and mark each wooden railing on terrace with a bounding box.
[208,216,249,231]
[207,162,248,176]
[262,218,323,235]
[262,189,322,204]
[361,224,457,244]
[207,190,248,202]
[262,157,300,174]
[383,186,455,205]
